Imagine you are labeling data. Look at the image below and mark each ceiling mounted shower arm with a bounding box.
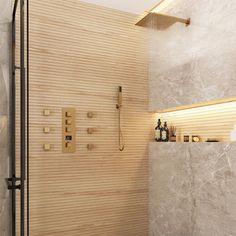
[135,0,191,27]
[155,12,190,25]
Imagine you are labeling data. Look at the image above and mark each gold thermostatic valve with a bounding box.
[62,108,76,153]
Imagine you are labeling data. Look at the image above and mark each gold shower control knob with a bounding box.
[66,142,72,148]
[66,111,72,117]
[66,127,72,132]
[66,119,72,125]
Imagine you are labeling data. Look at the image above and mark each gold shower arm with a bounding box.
[155,13,190,25]
[135,0,190,27]
[136,12,190,27]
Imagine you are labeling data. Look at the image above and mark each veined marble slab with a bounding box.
[0,1,11,234]
[149,142,236,236]
[148,0,236,111]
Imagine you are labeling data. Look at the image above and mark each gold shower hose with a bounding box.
[117,86,125,151]
[118,106,125,151]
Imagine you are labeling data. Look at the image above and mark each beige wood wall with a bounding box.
[16,1,154,235]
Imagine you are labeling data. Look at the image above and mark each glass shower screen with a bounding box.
[0,0,13,235]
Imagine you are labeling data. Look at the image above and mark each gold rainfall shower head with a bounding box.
[136,0,190,28]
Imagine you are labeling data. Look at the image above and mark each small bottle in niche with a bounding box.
[162,122,169,142]
[184,135,190,142]
[170,126,177,142]
[155,119,162,142]
[231,124,236,141]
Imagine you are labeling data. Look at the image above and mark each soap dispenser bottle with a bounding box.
[162,122,169,142]
[155,119,162,142]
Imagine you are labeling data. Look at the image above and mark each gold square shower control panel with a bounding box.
[62,108,76,153]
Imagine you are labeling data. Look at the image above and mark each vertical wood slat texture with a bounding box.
[16,1,154,235]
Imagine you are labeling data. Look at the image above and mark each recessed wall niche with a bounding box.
[156,101,236,142]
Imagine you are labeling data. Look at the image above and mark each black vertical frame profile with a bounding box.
[26,0,30,234]
[20,0,26,235]
[10,0,29,235]
[11,1,18,235]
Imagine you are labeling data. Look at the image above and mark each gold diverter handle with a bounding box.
[116,86,125,151]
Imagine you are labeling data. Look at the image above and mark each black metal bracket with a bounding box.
[7,177,22,190]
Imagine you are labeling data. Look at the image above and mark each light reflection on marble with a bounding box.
[0,1,12,234]
[149,142,236,236]
[148,0,236,111]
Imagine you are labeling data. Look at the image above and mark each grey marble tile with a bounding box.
[148,0,236,111]
[149,142,236,236]
[0,0,12,24]
[0,1,11,235]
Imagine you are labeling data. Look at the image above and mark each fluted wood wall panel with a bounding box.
[16,1,154,235]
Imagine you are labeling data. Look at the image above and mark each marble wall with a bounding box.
[149,0,236,111]
[0,1,12,235]
[149,142,236,236]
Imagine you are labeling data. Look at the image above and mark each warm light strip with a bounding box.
[157,101,236,116]
[150,0,175,13]
[155,96,236,113]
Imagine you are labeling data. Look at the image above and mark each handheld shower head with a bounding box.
[116,86,123,109]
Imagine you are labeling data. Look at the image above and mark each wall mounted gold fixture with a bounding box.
[43,143,51,151]
[136,0,190,28]
[87,128,96,134]
[87,144,94,151]
[116,86,125,152]
[43,127,51,134]
[87,111,94,118]
[62,108,76,153]
[43,109,51,116]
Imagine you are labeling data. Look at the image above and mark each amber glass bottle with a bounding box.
[162,122,169,142]
[155,119,162,142]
